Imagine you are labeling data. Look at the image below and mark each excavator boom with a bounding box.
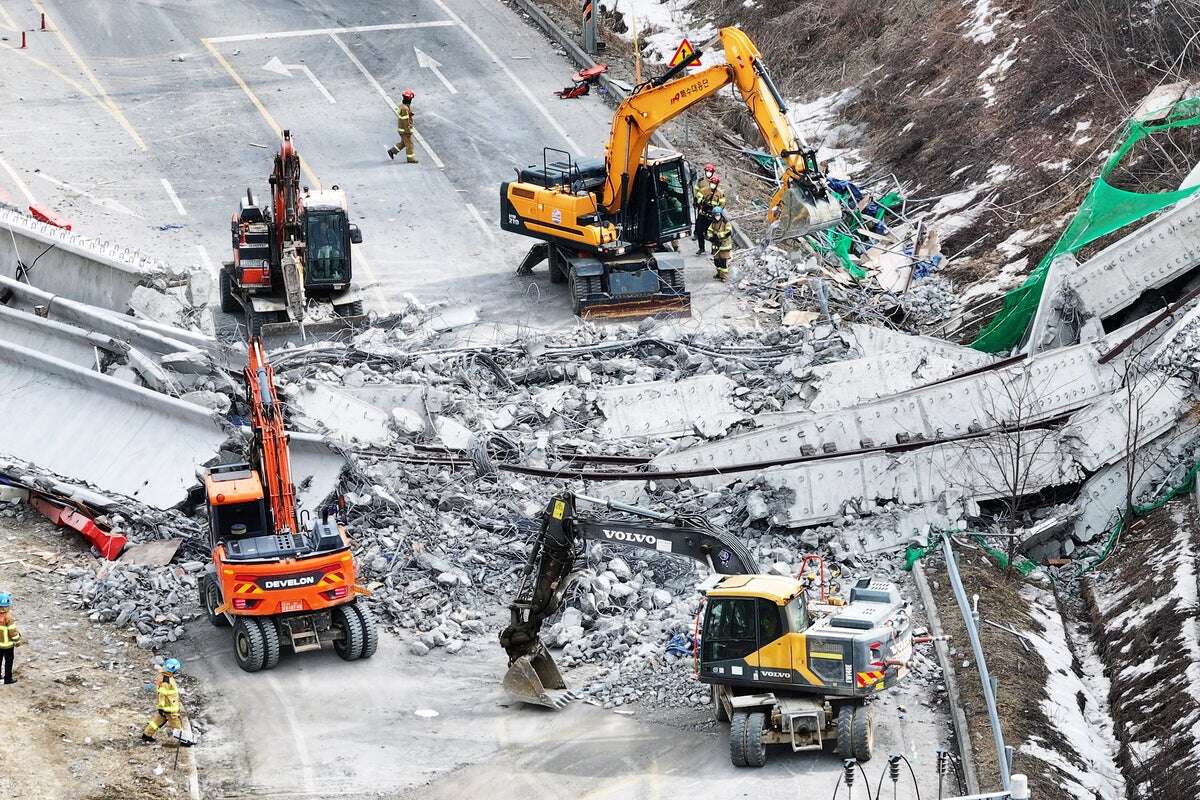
[499,492,758,708]
[599,27,840,234]
[245,338,297,534]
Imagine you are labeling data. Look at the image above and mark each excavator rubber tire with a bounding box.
[729,711,749,767]
[219,268,238,314]
[199,576,230,628]
[332,604,363,661]
[851,702,875,762]
[233,617,266,673]
[836,703,855,757]
[335,300,364,318]
[711,685,730,723]
[743,711,767,767]
[260,618,281,670]
[569,270,585,316]
[352,602,379,660]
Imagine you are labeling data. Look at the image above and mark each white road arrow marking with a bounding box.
[413,47,457,95]
[262,56,336,104]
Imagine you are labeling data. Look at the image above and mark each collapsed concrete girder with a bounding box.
[1026,199,1200,353]
[0,339,229,508]
[596,375,747,439]
[0,206,192,314]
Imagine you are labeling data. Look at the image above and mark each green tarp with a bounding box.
[972,98,1200,353]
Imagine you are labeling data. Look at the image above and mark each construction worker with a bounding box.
[0,593,20,685]
[708,206,733,281]
[387,90,418,163]
[142,658,188,744]
[693,171,726,254]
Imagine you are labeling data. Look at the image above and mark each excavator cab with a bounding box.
[620,153,692,246]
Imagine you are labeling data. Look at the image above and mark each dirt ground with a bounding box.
[927,553,1077,800]
[0,507,196,800]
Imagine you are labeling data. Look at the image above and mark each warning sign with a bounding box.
[668,37,696,68]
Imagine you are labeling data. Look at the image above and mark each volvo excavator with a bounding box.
[222,130,366,342]
[501,27,842,318]
[197,338,377,672]
[500,492,912,767]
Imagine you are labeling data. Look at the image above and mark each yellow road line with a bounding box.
[201,37,320,189]
[0,1,19,32]
[30,0,146,150]
[0,39,114,117]
[202,36,391,314]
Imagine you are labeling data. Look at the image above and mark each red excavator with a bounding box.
[198,338,376,671]
[221,130,366,340]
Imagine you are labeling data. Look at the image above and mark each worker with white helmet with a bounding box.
[142,658,190,744]
[387,89,419,164]
[0,592,20,685]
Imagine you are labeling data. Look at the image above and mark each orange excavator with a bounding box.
[198,338,376,671]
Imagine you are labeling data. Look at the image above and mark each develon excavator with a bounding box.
[501,27,842,319]
[198,338,377,671]
[500,492,912,767]
[221,130,366,343]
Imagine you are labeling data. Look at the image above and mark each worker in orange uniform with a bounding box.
[142,658,190,744]
[0,593,21,685]
[387,90,419,163]
[708,206,733,281]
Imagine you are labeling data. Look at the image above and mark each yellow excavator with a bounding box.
[501,27,842,318]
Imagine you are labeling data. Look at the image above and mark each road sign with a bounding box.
[668,38,696,68]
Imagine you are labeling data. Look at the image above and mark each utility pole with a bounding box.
[582,0,598,55]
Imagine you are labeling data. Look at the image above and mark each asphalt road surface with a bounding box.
[0,0,744,330]
[180,621,949,800]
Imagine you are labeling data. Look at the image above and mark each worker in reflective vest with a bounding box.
[708,206,734,281]
[142,658,188,743]
[387,90,418,163]
[0,593,21,685]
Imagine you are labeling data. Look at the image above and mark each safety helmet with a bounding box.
[163,658,182,674]
[710,176,721,186]
[402,89,415,101]
[711,206,725,217]
[703,163,715,174]
[0,593,10,608]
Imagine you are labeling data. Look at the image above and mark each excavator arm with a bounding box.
[499,492,758,708]
[599,27,841,234]
[245,338,298,535]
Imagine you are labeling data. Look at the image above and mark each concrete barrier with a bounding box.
[0,339,229,508]
[0,206,188,313]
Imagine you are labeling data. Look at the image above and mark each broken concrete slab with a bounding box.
[119,537,183,566]
[286,381,393,447]
[0,339,228,508]
[596,375,748,439]
[795,351,968,414]
[287,432,347,513]
[847,323,995,368]
[0,304,119,368]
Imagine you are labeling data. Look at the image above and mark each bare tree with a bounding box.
[945,365,1065,577]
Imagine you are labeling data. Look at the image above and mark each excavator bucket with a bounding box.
[502,648,578,710]
[776,186,843,238]
[259,315,364,349]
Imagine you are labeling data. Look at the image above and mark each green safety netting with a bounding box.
[1082,453,1200,572]
[808,187,905,280]
[903,532,1038,576]
[972,97,1200,353]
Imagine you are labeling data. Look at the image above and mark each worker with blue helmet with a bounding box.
[142,657,188,744]
[0,592,21,685]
